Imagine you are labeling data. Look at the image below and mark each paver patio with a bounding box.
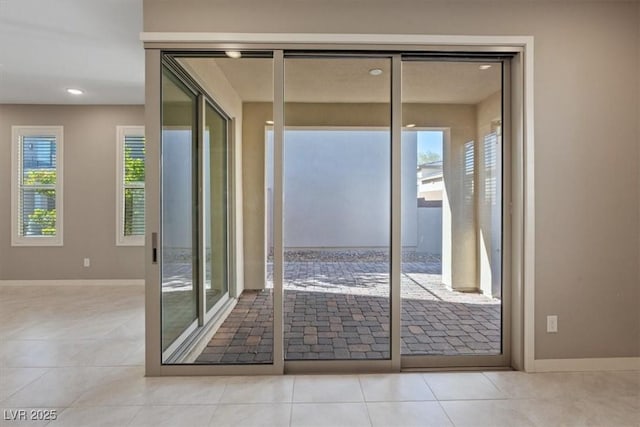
[195,252,501,363]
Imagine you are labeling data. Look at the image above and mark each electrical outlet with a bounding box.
[83,258,90,268]
[547,315,558,333]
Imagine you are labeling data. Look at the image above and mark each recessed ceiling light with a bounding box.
[265,120,274,125]
[66,88,84,95]
[225,51,242,59]
[369,68,383,76]
[405,123,416,128]
[479,64,492,70]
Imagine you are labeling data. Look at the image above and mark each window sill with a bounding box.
[11,237,64,247]
[116,237,145,247]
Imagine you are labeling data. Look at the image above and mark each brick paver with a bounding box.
[195,255,501,364]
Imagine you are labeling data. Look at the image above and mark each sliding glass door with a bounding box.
[203,102,228,313]
[161,66,199,356]
[282,56,392,362]
[160,60,233,363]
[150,49,511,372]
[400,58,508,367]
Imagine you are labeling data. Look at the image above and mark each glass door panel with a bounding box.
[155,51,509,370]
[161,66,198,355]
[400,60,503,357]
[178,53,274,365]
[204,102,228,312]
[283,57,391,361]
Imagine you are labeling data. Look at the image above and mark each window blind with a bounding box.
[484,132,497,205]
[123,135,145,236]
[463,140,475,207]
[19,136,57,236]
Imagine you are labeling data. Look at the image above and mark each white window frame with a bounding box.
[11,126,64,247]
[116,125,146,246]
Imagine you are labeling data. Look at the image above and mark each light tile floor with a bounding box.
[1,285,639,427]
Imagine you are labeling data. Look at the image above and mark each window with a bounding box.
[116,126,145,246]
[484,132,498,205]
[463,140,475,207]
[11,126,64,246]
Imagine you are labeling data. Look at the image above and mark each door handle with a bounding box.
[152,232,158,264]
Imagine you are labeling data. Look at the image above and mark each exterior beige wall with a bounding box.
[476,91,502,297]
[0,105,145,280]
[143,0,640,359]
[242,102,272,290]
[404,104,478,291]
[242,102,477,291]
[180,58,246,296]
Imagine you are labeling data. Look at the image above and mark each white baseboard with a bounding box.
[534,357,640,372]
[0,279,144,286]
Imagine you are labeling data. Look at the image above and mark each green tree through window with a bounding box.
[124,143,145,236]
[25,169,56,235]
[418,150,442,164]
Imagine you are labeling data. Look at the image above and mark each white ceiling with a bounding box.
[196,57,501,104]
[0,0,500,105]
[0,0,144,104]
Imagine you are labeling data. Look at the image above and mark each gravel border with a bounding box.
[268,249,441,263]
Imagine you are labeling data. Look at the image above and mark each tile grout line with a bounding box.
[0,367,51,404]
[418,372,457,426]
[204,401,220,427]
[289,376,297,427]
[124,405,145,427]
[358,375,375,427]
[204,377,230,426]
[481,370,505,396]
[127,406,152,427]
